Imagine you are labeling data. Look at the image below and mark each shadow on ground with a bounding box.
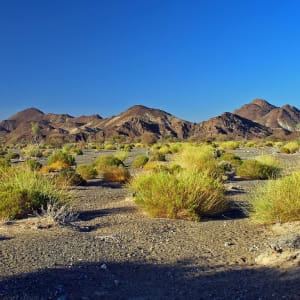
[78,207,137,221]
[0,260,299,299]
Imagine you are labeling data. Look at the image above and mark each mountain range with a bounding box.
[1,99,300,144]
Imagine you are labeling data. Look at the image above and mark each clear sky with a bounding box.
[1,0,300,122]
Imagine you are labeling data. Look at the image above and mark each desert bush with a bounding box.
[72,148,83,155]
[102,165,130,183]
[94,155,124,173]
[274,141,284,148]
[143,161,167,172]
[131,155,149,168]
[35,200,78,227]
[237,158,281,179]
[118,144,133,152]
[6,152,20,160]
[42,149,52,157]
[22,144,43,158]
[220,141,240,150]
[219,152,242,167]
[263,141,275,147]
[54,168,86,187]
[0,148,8,156]
[0,165,68,219]
[246,172,300,224]
[48,151,75,166]
[255,155,281,169]
[280,141,299,154]
[129,169,227,220]
[169,143,183,154]
[25,159,43,171]
[244,141,258,148]
[0,157,11,169]
[114,151,128,162]
[149,150,166,162]
[173,144,223,178]
[104,143,117,150]
[158,145,171,155]
[76,164,97,180]
[134,143,144,148]
[41,161,70,173]
[62,143,74,152]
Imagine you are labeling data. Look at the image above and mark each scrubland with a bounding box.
[0,139,299,299]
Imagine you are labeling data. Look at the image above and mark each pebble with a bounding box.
[224,241,235,247]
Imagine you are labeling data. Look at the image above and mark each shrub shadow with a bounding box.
[86,179,124,189]
[78,207,136,221]
[0,261,299,299]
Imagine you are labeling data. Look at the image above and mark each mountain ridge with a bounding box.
[1,99,300,144]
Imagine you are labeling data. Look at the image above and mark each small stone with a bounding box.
[224,241,235,247]
[240,257,247,262]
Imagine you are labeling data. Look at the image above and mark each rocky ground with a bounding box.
[0,148,299,299]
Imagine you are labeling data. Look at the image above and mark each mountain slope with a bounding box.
[191,112,273,140]
[234,99,300,132]
[99,105,192,139]
[1,99,299,144]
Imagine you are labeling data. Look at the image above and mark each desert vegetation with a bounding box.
[1,139,300,225]
[0,164,69,220]
[246,172,300,224]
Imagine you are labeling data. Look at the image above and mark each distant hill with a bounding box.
[1,99,300,144]
[190,112,273,140]
[234,99,300,132]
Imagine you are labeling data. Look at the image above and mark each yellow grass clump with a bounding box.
[129,169,227,220]
[246,172,300,224]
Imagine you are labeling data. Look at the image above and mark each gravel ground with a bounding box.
[0,147,299,299]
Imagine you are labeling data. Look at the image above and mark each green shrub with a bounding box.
[131,155,149,168]
[237,159,281,179]
[169,143,183,154]
[0,165,68,219]
[76,164,97,180]
[114,151,128,162]
[104,143,117,150]
[48,151,76,166]
[62,143,74,152]
[6,152,20,160]
[72,148,83,155]
[244,141,258,148]
[102,165,130,183]
[173,144,223,178]
[129,169,227,220]
[94,155,123,174]
[22,145,43,158]
[158,145,171,155]
[220,141,240,150]
[280,141,299,154]
[219,152,242,167]
[0,157,11,169]
[0,149,8,156]
[123,144,133,152]
[263,141,275,147]
[25,159,43,171]
[246,172,300,224]
[54,168,86,187]
[149,151,166,162]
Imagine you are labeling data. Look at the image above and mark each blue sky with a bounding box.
[1,0,300,122]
